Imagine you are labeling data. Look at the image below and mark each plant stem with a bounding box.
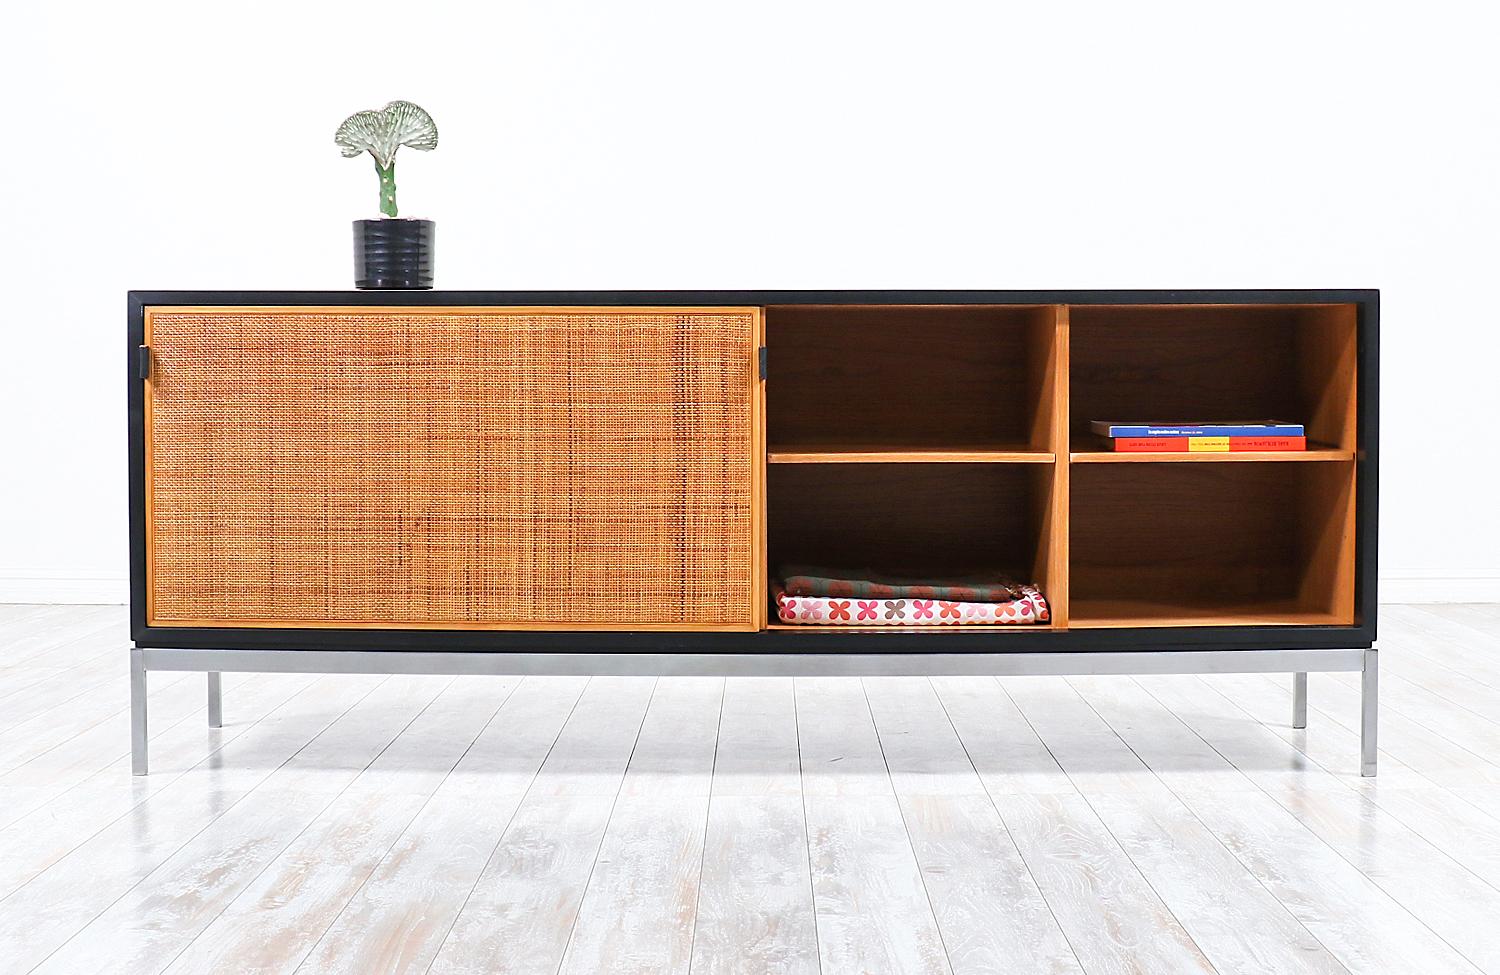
[375,160,398,218]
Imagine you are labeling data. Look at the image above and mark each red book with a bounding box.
[1109,436,1307,452]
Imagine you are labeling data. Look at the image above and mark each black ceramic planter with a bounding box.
[353,218,435,290]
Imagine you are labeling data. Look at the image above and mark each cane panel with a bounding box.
[145,306,763,629]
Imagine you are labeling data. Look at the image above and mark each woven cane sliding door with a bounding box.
[144,307,764,630]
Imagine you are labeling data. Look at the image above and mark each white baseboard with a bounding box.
[1379,568,1500,604]
[1,568,1495,608]
[0,569,128,605]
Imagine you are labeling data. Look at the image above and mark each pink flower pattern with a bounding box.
[778,587,1046,627]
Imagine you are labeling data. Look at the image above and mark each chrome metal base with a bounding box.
[128,646,1379,776]
[1361,649,1379,777]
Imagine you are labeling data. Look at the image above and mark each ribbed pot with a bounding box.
[353,218,435,290]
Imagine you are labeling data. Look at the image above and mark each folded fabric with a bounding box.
[779,565,1023,603]
[775,584,1048,626]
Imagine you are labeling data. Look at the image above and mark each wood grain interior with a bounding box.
[1069,461,1356,627]
[768,445,1053,464]
[1069,304,1359,455]
[766,305,1055,452]
[767,463,1056,625]
[1035,305,1069,625]
[762,301,1361,631]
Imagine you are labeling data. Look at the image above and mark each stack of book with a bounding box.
[1090,421,1307,453]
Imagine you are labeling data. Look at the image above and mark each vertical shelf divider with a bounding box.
[752,307,768,630]
[1033,304,1069,626]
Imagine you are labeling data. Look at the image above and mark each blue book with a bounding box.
[1090,420,1305,438]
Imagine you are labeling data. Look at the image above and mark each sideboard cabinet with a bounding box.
[128,290,1378,774]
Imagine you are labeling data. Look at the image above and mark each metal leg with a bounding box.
[131,648,148,776]
[1361,649,1378,777]
[207,672,223,728]
[1292,672,1308,729]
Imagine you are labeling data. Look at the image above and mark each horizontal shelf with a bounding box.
[1068,598,1349,629]
[1070,439,1352,463]
[769,444,1054,464]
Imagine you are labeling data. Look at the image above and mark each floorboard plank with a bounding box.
[0,621,125,703]
[160,678,516,975]
[1176,785,1483,975]
[0,673,315,893]
[1240,671,1500,788]
[0,669,203,819]
[1202,672,1437,791]
[1000,677,1257,975]
[709,677,801,797]
[690,795,819,975]
[0,635,169,744]
[796,677,950,973]
[1382,607,1500,688]
[0,604,62,627]
[556,795,710,975]
[0,606,117,668]
[864,677,1082,974]
[1080,675,1476,972]
[1068,676,1355,974]
[900,794,1084,975]
[27,677,454,975]
[424,677,657,974]
[804,794,953,975]
[1143,675,1495,974]
[689,678,817,975]
[0,674,390,971]
[425,796,618,975]
[996,792,1217,975]
[295,677,588,975]
[863,677,986,797]
[794,677,896,798]
[553,677,723,974]
[1328,669,1500,761]
[929,676,1073,796]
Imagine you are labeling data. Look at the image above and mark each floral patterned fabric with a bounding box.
[775,583,1048,626]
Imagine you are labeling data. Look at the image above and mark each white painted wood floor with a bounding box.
[2,606,1499,973]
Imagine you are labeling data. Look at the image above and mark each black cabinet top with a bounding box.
[130,289,1378,308]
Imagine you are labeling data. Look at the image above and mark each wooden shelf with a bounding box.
[1069,463,1356,629]
[1068,598,1347,629]
[1070,439,1352,463]
[1068,304,1357,456]
[770,444,1054,464]
[759,300,1362,634]
[766,305,1063,456]
[767,464,1061,628]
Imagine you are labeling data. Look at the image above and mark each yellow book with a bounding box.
[1187,437,1231,452]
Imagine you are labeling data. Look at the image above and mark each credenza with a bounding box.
[127,290,1379,774]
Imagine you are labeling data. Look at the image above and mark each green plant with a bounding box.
[335,100,438,218]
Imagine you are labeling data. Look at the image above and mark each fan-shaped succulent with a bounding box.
[335,101,438,218]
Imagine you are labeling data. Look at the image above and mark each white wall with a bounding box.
[4,0,1497,603]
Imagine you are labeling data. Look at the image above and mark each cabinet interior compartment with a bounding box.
[1068,304,1358,454]
[1069,462,1356,627]
[767,463,1059,628]
[766,305,1061,456]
